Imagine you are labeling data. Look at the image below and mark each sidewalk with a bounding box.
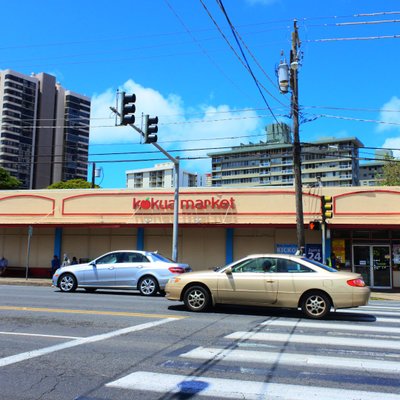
[0,277,399,300]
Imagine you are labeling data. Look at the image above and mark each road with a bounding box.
[0,285,399,400]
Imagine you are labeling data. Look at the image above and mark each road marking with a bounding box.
[0,306,185,319]
[180,346,400,374]
[261,319,400,334]
[106,371,400,399]
[226,331,400,350]
[0,332,81,339]
[0,318,177,368]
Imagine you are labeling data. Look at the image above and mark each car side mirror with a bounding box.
[89,261,97,267]
[225,267,232,275]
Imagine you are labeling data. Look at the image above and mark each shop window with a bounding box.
[371,231,390,239]
[352,231,370,239]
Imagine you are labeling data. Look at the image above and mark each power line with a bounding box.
[308,34,400,43]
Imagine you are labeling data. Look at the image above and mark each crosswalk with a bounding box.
[105,302,400,399]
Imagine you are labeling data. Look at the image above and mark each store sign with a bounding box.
[305,244,322,262]
[132,197,235,211]
[276,244,297,254]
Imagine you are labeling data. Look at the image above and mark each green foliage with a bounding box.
[47,179,100,189]
[0,167,21,189]
[380,155,400,186]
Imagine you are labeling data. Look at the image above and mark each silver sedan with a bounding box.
[52,250,191,296]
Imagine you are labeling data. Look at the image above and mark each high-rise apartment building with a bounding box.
[0,69,90,189]
[208,123,363,188]
[126,162,198,189]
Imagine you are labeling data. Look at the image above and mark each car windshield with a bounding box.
[150,253,173,263]
[302,258,338,272]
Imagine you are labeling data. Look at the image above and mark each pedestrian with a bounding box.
[61,253,71,267]
[51,255,60,276]
[71,256,78,265]
[0,256,8,276]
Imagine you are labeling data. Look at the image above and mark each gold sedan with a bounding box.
[165,254,370,319]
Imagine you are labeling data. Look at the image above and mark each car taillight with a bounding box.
[347,278,366,287]
[169,266,185,274]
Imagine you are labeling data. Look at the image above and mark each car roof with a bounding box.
[101,250,156,256]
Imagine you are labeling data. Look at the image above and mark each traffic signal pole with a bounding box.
[110,105,180,262]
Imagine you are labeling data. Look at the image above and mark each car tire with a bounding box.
[183,285,210,312]
[138,276,159,296]
[301,291,331,319]
[58,273,77,293]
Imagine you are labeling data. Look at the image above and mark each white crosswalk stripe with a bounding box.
[179,346,400,373]
[225,331,400,349]
[260,319,400,334]
[107,371,400,400]
[103,303,400,399]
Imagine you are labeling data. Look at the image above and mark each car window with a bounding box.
[270,258,315,273]
[231,257,273,273]
[96,253,119,264]
[126,253,149,263]
[150,253,172,263]
[302,258,338,272]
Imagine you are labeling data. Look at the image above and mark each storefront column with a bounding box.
[226,228,234,264]
[137,227,144,250]
[54,227,62,258]
[325,228,332,264]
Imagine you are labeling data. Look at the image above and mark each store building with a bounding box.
[0,186,399,289]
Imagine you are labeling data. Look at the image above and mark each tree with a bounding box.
[0,167,21,189]
[47,179,100,189]
[380,155,400,186]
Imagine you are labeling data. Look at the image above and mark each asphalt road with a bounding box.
[0,285,399,400]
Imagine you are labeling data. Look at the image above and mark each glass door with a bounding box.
[352,245,392,288]
[372,245,391,288]
[353,245,371,287]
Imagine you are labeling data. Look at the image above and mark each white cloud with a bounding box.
[382,137,400,158]
[377,96,400,132]
[90,79,263,174]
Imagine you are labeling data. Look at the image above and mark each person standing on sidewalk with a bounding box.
[51,255,60,277]
[0,256,8,276]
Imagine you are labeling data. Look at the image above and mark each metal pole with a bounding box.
[91,162,96,188]
[321,222,326,264]
[25,225,33,280]
[290,19,305,251]
[109,107,180,261]
[172,159,180,262]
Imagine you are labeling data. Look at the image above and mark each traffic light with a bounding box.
[119,91,136,125]
[309,220,321,231]
[321,195,333,221]
[143,114,158,144]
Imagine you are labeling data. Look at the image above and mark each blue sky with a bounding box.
[1,0,400,188]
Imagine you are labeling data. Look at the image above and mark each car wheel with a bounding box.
[183,285,210,312]
[301,291,331,319]
[84,288,97,293]
[138,276,159,296]
[59,273,77,293]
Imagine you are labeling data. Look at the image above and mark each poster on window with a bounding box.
[393,244,400,265]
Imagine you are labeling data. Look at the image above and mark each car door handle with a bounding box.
[108,267,115,270]
[266,280,275,283]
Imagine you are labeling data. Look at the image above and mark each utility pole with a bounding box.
[290,19,305,252]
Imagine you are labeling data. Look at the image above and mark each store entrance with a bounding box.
[353,245,392,288]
